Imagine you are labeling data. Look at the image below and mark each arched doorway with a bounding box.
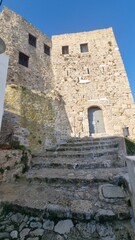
[88,106,105,135]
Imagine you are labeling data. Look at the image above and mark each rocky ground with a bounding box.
[0,207,135,240]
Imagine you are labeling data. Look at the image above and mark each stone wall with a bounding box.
[0,149,31,183]
[0,8,71,151]
[0,7,53,91]
[52,28,135,138]
[2,84,71,152]
[0,7,53,150]
[0,209,134,239]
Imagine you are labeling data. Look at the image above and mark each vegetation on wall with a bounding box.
[125,138,135,155]
[4,85,59,151]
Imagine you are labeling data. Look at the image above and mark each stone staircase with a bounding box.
[23,136,128,219]
[0,137,128,217]
[0,136,135,239]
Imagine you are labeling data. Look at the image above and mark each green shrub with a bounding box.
[125,138,135,155]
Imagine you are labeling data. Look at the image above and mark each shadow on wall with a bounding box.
[1,84,72,152]
[0,111,15,146]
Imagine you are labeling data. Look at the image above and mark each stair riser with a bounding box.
[67,137,118,142]
[2,202,128,222]
[31,161,125,170]
[60,141,119,147]
[27,177,112,185]
[42,152,118,159]
[48,145,118,152]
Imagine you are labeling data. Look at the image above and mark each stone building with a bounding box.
[0,7,135,151]
[52,29,135,138]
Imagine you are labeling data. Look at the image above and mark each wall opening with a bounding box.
[29,33,37,47]
[19,52,29,68]
[44,44,50,56]
[80,43,88,53]
[62,46,69,55]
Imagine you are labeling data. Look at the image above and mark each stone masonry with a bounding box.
[0,7,135,151]
[0,7,71,151]
[52,29,135,138]
[0,7,52,91]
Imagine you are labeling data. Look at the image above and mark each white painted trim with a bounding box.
[88,97,108,102]
[78,76,90,84]
[0,53,9,130]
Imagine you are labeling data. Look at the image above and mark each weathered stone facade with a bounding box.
[52,29,135,138]
[0,7,71,151]
[0,7,135,151]
[0,7,52,91]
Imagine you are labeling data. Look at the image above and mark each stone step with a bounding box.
[67,136,119,143]
[26,167,127,184]
[60,139,120,147]
[47,143,119,152]
[31,156,126,170]
[0,181,130,221]
[38,148,118,159]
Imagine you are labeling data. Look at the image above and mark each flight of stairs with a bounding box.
[0,137,132,227]
[21,136,129,220]
[1,136,135,239]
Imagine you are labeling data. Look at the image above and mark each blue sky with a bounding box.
[1,0,135,100]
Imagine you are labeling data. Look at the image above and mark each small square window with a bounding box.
[44,44,50,56]
[62,46,69,55]
[87,68,90,74]
[19,52,29,67]
[29,34,36,47]
[80,43,88,53]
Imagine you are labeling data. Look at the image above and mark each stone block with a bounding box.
[54,219,74,234]
[102,185,125,198]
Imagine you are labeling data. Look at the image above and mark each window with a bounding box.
[80,43,88,53]
[62,46,69,55]
[19,52,29,67]
[108,41,112,46]
[87,68,90,74]
[44,44,50,56]
[29,34,36,47]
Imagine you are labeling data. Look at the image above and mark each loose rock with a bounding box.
[54,219,74,234]
[10,230,18,239]
[43,219,54,230]
[20,228,30,240]
[30,221,42,229]
[30,228,44,237]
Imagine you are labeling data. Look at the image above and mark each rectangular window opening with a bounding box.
[19,52,29,67]
[29,33,36,47]
[80,43,88,53]
[62,46,69,55]
[87,68,90,74]
[44,44,50,56]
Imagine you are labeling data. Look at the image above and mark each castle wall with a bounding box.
[0,8,71,151]
[52,28,135,138]
[0,7,53,91]
[3,85,71,152]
